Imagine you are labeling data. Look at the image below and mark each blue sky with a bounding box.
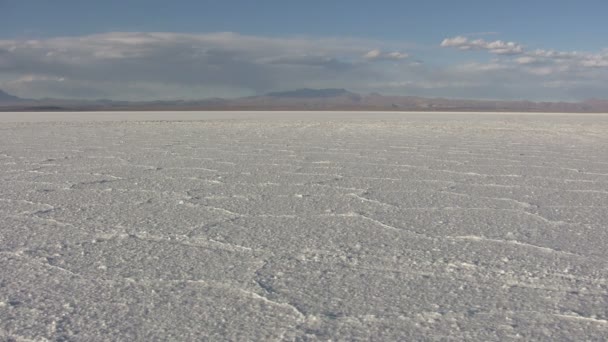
[1,0,607,101]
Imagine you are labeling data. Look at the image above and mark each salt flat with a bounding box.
[1,111,607,341]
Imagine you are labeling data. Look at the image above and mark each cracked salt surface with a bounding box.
[1,111,608,341]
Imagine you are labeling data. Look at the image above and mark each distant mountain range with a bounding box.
[1,88,608,112]
[0,89,23,104]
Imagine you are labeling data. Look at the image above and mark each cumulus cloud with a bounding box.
[441,35,608,72]
[366,39,608,101]
[368,32,608,101]
[440,36,468,48]
[441,36,523,55]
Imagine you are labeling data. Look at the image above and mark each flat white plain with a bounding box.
[1,112,607,340]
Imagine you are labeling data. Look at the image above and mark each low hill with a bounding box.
[1,88,607,112]
[0,89,24,104]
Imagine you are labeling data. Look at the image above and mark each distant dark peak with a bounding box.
[0,89,22,102]
[265,88,357,98]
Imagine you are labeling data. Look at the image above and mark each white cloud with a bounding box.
[525,66,555,76]
[363,49,408,61]
[371,45,608,101]
[1,32,412,99]
[440,36,468,48]
[515,56,537,65]
[13,74,66,83]
[485,40,524,55]
[441,36,523,55]
[456,62,511,72]
[529,49,578,59]
[0,31,607,101]
[363,49,382,59]
[441,35,608,75]
[386,51,409,59]
[580,55,608,68]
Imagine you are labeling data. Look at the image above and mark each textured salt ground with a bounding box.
[1,112,607,341]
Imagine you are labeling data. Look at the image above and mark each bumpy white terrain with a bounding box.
[1,112,607,341]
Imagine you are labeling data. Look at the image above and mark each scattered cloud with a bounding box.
[363,49,381,60]
[455,62,510,72]
[441,35,608,71]
[514,56,537,65]
[0,32,407,100]
[386,51,409,60]
[363,49,408,61]
[364,35,608,101]
[0,31,607,101]
[441,36,524,55]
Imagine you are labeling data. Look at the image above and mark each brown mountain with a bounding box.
[1,88,607,112]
